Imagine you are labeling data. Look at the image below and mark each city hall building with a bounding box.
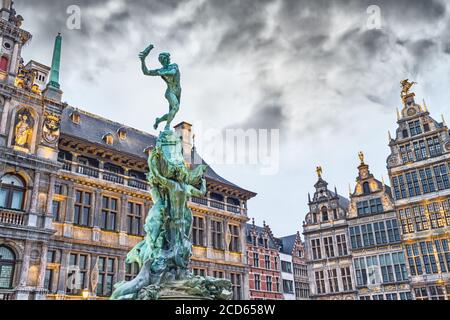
[0,1,256,300]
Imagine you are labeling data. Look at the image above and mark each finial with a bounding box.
[252,217,255,226]
[442,114,447,127]
[400,79,417,103]
[423,99,428,112]
[348,183,352,196]
[316,166,323,179]
[358,151,365,165]
[308,192,311,202]
[263,220,266,228]
[192,133,196,148]
[396,107,401,120]
[388,130,392,142]
[382,175,386,187]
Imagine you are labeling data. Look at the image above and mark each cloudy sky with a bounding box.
[15,0,450,237]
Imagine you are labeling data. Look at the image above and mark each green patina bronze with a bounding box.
[48,33,62,90]
[110,45,232,300]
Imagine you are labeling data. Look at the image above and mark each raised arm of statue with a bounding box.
[139,44,158,76]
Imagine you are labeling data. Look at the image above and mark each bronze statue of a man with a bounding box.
[139,44,181,131]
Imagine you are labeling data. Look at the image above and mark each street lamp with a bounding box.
[82,289,90,300]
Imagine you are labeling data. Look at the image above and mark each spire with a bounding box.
[396,107,401,120]
[388,130,392,142]
[308,192,311,203]
[442,114,447,127]
[348,183,352,196]
[48,33,62,90]
[423,99,428,112]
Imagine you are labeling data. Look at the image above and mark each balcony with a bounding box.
[0,209,26,226]
[59,160,149,191]
[191,197,246,215]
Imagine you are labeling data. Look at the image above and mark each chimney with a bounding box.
[174,121,193,164]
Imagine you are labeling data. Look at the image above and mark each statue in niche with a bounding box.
[13,109,33,149]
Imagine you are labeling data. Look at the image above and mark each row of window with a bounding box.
[294,281,310,299]
[399,200,450,234]
[253,273,280,293]
[359,291,412,300]
[399,135,442,164]
[250,252,279,270]
[293,263,308,277]
[311,234,348,260]
[315,267,353,294]
[356,198,383,216]
[406,240,450,276]
[353,252,408,287]
[392,163,450,200]
[192,217,241,252]
[414,285,450,300]
[349,219,401,249]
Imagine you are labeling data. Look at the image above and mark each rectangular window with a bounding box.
[327,269,339,293]
[281,260,292,273]
[386,219,401,243]
[52,200,62,222]
[413,205,429,231]
[264,255,270,269]
[44,269,54,293]
[230,273,242,300]
[354,257,367,286]
[96,257,116,297]
[429,286,446,300]
[349,226,362,249]
[253,253,259,268]
[211,220,223,250]
[392,252,408,282]
[361,224,375,247]
[266,276,272,292]
[66,253,88,295]
[254,274,261,291]
[213,270,225,279]
[311,239,322,260]
[315,271,326,294]
[414,287,428,300]
[324,236,335,258]
[409,120,422,136]
[373,222,387,245]
[192,216,205,247]
[379,254,395,283]
[127,202,142,236]
[74,190,92,227]
[125,262,139,281]
[399,208,414,234]
[228,224,240,252]
[336,234,348,256]
[283,279,294,294]
[100,196,117,231]
[341,267,352,291]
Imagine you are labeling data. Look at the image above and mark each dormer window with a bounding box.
[117,127,127,140]
[103,133,113,145]
[363,182,370,195]
[70,111,80,124]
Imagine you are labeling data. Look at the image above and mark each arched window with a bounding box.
[0,56,8,72]
[0,174,25,211]
[363,182,370,195]
[0,246,16,289]
[321,207,328,222]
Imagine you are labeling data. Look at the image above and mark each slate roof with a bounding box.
[60,107,255,196]
[277,234,297,255]
[245,223,279,250]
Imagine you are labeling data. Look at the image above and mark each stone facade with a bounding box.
[303,172,357,300]
[387,86,450,300]
[0,2,256,300]
[348,155,412,300]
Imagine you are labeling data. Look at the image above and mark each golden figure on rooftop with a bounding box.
[358,151,365,165]
[400,79,417,102]
[316,166,323,178]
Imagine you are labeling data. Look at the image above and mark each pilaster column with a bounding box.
[65,182,75,223]
[119,194,129,233]
[118,256,126,283]
[57,251,69,295]
[92,189,102,228]
[30,171,41,214]
[37,243,48,288]
[19,241,32,286]
[0,98,11,135]
[224,218,230,252]
[8,42,19,75]
[46,174,57,215]
[205,215,212,248]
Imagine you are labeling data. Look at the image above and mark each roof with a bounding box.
[245,223,279,250]
[60,106,254,196]
[331,192,350,209]
[278,234,297,255]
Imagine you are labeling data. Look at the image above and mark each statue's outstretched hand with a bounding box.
[139,44,154,60]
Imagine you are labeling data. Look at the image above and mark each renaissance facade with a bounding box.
[387,85,450,300]
[0,2,256,300]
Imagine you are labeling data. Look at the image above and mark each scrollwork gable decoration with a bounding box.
[12,107,34,153]
[42,111,61,145]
